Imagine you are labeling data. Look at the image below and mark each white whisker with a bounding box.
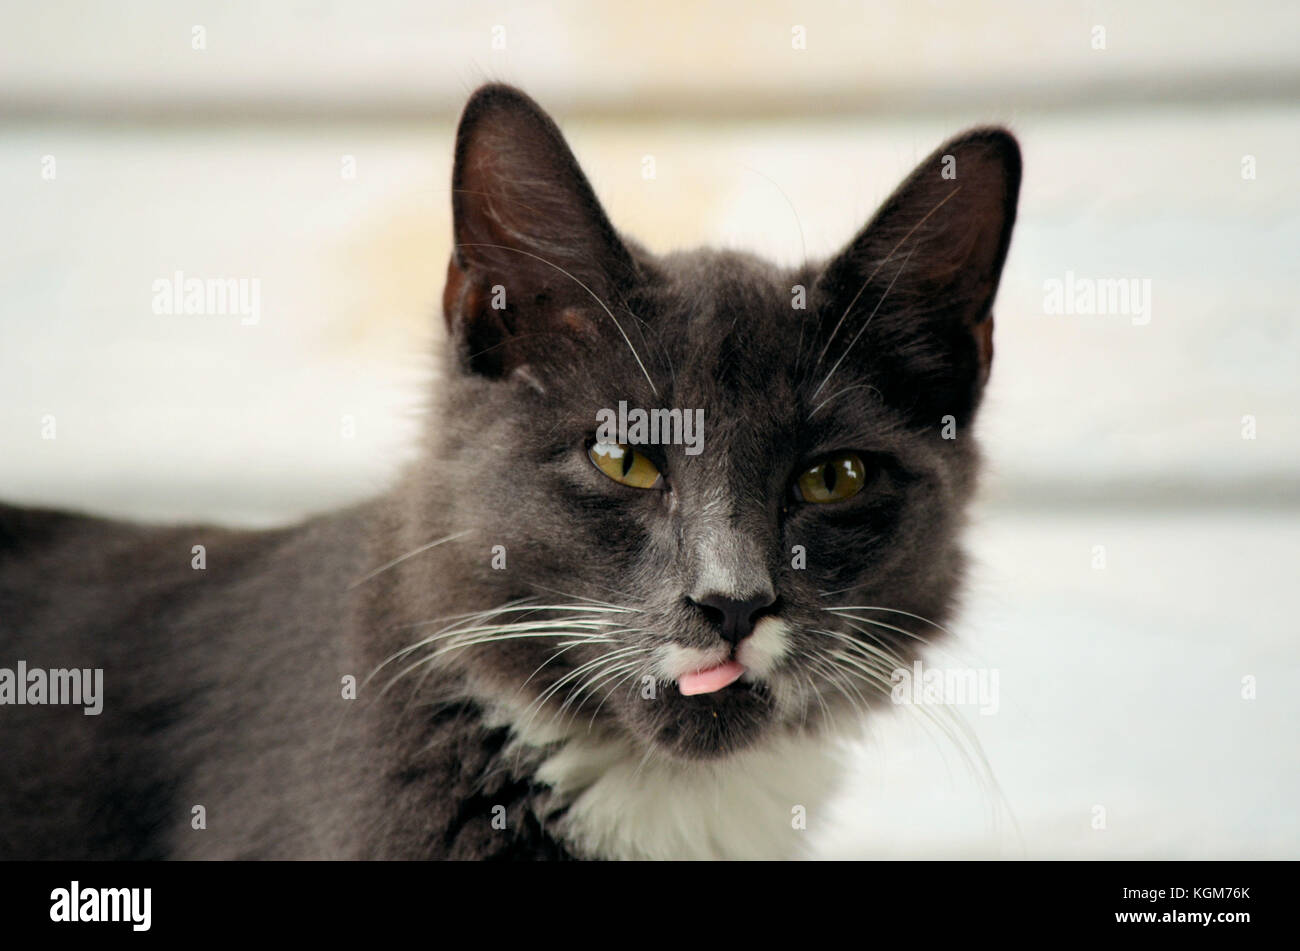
[347,530,473,589]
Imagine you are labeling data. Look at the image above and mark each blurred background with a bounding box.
[2,0,1297,857]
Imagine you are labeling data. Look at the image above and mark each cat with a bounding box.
[0,83,1020,860]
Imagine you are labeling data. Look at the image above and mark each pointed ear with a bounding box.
[442,84,639,379]
[814,128,1021,423]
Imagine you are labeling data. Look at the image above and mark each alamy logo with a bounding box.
[890,660,999,716]
[1042,270,1151,325]
[596,400,704,455]
[50,881,151,932]
[152,270,261,325]
[0,661,103,715]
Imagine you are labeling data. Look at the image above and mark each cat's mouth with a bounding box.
[638,667,775,760]
[678,660,746,696]
[635,635,787,757]
[660,617,790,700]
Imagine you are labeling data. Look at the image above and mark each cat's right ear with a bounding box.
[443,84,639,379]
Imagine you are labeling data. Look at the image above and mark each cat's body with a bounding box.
[0,85,1020,860]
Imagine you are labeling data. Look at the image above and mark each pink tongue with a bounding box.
[679,660,745,696]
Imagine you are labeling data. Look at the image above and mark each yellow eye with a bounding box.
[794,453,868,504]
[588,441,662,489]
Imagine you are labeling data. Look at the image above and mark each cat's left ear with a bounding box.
[443,84,640,379]
[814,128,1021,423]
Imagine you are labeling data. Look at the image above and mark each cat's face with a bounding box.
[430,85,1020,760]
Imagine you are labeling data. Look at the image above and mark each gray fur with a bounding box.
[0,84,1019,859]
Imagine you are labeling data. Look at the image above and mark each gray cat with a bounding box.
[0,84,1020,860]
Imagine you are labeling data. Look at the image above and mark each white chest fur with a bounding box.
[534,731,845,860]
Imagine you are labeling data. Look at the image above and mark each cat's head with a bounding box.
[428,84,1019,760]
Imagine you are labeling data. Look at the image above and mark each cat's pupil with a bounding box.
[822,464,836,494]
[621,448,634,477]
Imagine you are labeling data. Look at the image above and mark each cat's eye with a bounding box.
[792,452,869,504]
[588,441,663,489]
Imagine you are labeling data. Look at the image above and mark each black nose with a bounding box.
[690,591,776,645]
